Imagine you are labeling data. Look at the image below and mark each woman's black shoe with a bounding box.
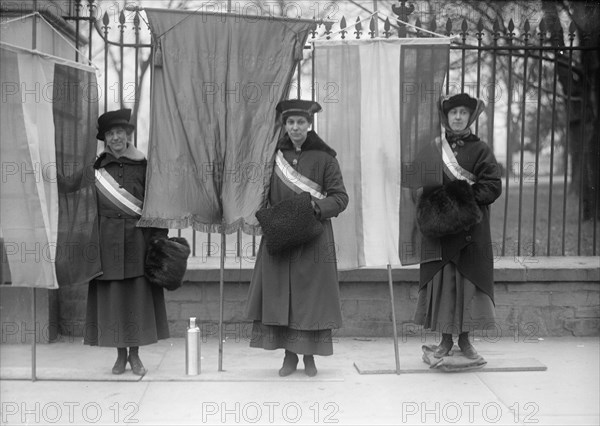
[458,340,479,359]
[278,350,298,377]
[434,337,454,358]
[128,353,147,376]
[112,356,126,374]
[303,355,318,377]
[112,348,127,374]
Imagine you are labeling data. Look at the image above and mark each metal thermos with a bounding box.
[185,317,201,375]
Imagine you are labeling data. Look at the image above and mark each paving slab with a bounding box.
[1,336,598,425]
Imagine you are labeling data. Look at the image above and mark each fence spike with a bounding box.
[523,19,531,42]
[102,11,110,27]
[369,16,376,38]
[430,18,437,34]
[461,18,468,32]
[460,18,468,42]
[311,15,318,38]
[340,16,347,39]
[324,20,333,40]
[355,16,363,39]
[507,18,515,35]
[568,20,576,40]
[552,18,563,41]
[476,18,484,40]
[384,17,392,38]
[538,17,546,38]
[133,11,140,29]
[492,17,500,36]
[445,18,452,36]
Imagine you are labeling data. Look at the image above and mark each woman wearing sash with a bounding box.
[413,94,502,359]
[84,109,169,375]
[246,100,348,377]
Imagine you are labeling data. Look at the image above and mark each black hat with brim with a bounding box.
[276,99,322,122]
[442,93,477,116]
[96,108,135,141]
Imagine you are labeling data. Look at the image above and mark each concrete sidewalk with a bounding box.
[1,336,598,425]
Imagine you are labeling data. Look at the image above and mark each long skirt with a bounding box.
[84,276,170,347]
[250,321,334,356]
[413,262,495,334]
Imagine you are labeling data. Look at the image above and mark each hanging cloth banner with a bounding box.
[274,150,326,200]
[314,38,450,269]
[140,9,316,234]
[0,44,101,288]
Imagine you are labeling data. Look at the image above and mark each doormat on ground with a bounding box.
[421,344,487,372]
[353,345,547,375]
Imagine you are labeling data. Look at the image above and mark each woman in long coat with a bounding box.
[82,109,169,375]
[246,99,348,377]
[413,94,502,359]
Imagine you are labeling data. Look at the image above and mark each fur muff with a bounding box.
[144,237,191,291]
[417,179,482,239]
[256,192,324,255]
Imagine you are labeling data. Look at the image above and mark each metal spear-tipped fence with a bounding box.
[61,0,598,259]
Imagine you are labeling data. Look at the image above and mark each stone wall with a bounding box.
[1,257,598,343]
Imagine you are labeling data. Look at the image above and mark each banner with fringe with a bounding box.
[141,10,316,234]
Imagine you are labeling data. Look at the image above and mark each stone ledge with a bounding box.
[183,256,599,284]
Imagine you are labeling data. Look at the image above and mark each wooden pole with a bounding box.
[218,230,225,371]
[387,264,400,374]
[31,1,38,383]
[31,288,37,381]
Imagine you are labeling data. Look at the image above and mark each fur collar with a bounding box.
[94,143,146,168]
[276,130,337,157]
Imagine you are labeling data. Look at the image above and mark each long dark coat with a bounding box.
[245,131,349,331]
[419,134,502,302]
[84,146,169,347]
[93,151,167,279]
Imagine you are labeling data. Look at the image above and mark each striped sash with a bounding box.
[274,150,326,200]
[438,134,477,185]
[94,168,143,217]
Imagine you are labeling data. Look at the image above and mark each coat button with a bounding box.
[117,213,122,217]
[119,164,123,168]
[465,235,472,242]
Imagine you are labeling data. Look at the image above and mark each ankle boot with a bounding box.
[303,355,318,377]
[112,348,127,374]
[458,333,479,359]
[434,334,454,358]
[278,350,298,377]
[128,347,147,376]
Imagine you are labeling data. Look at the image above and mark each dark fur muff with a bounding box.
[145,237,191,291]
[417,180,482,239]
[256,192,324,255]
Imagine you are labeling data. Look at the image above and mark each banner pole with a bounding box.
[31,1,38,383]
[218,230,225,371]
[31,288,37,381]
[387,264,401,374]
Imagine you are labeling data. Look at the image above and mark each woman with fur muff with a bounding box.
[245,99,348,377]
[61,109,170,375]
[413,93,502,359]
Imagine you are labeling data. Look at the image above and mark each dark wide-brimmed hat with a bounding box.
[96,108,135,141]
[442,93,478,116]
[276,99,322,122]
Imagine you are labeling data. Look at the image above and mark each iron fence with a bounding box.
[62,0,598,259]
